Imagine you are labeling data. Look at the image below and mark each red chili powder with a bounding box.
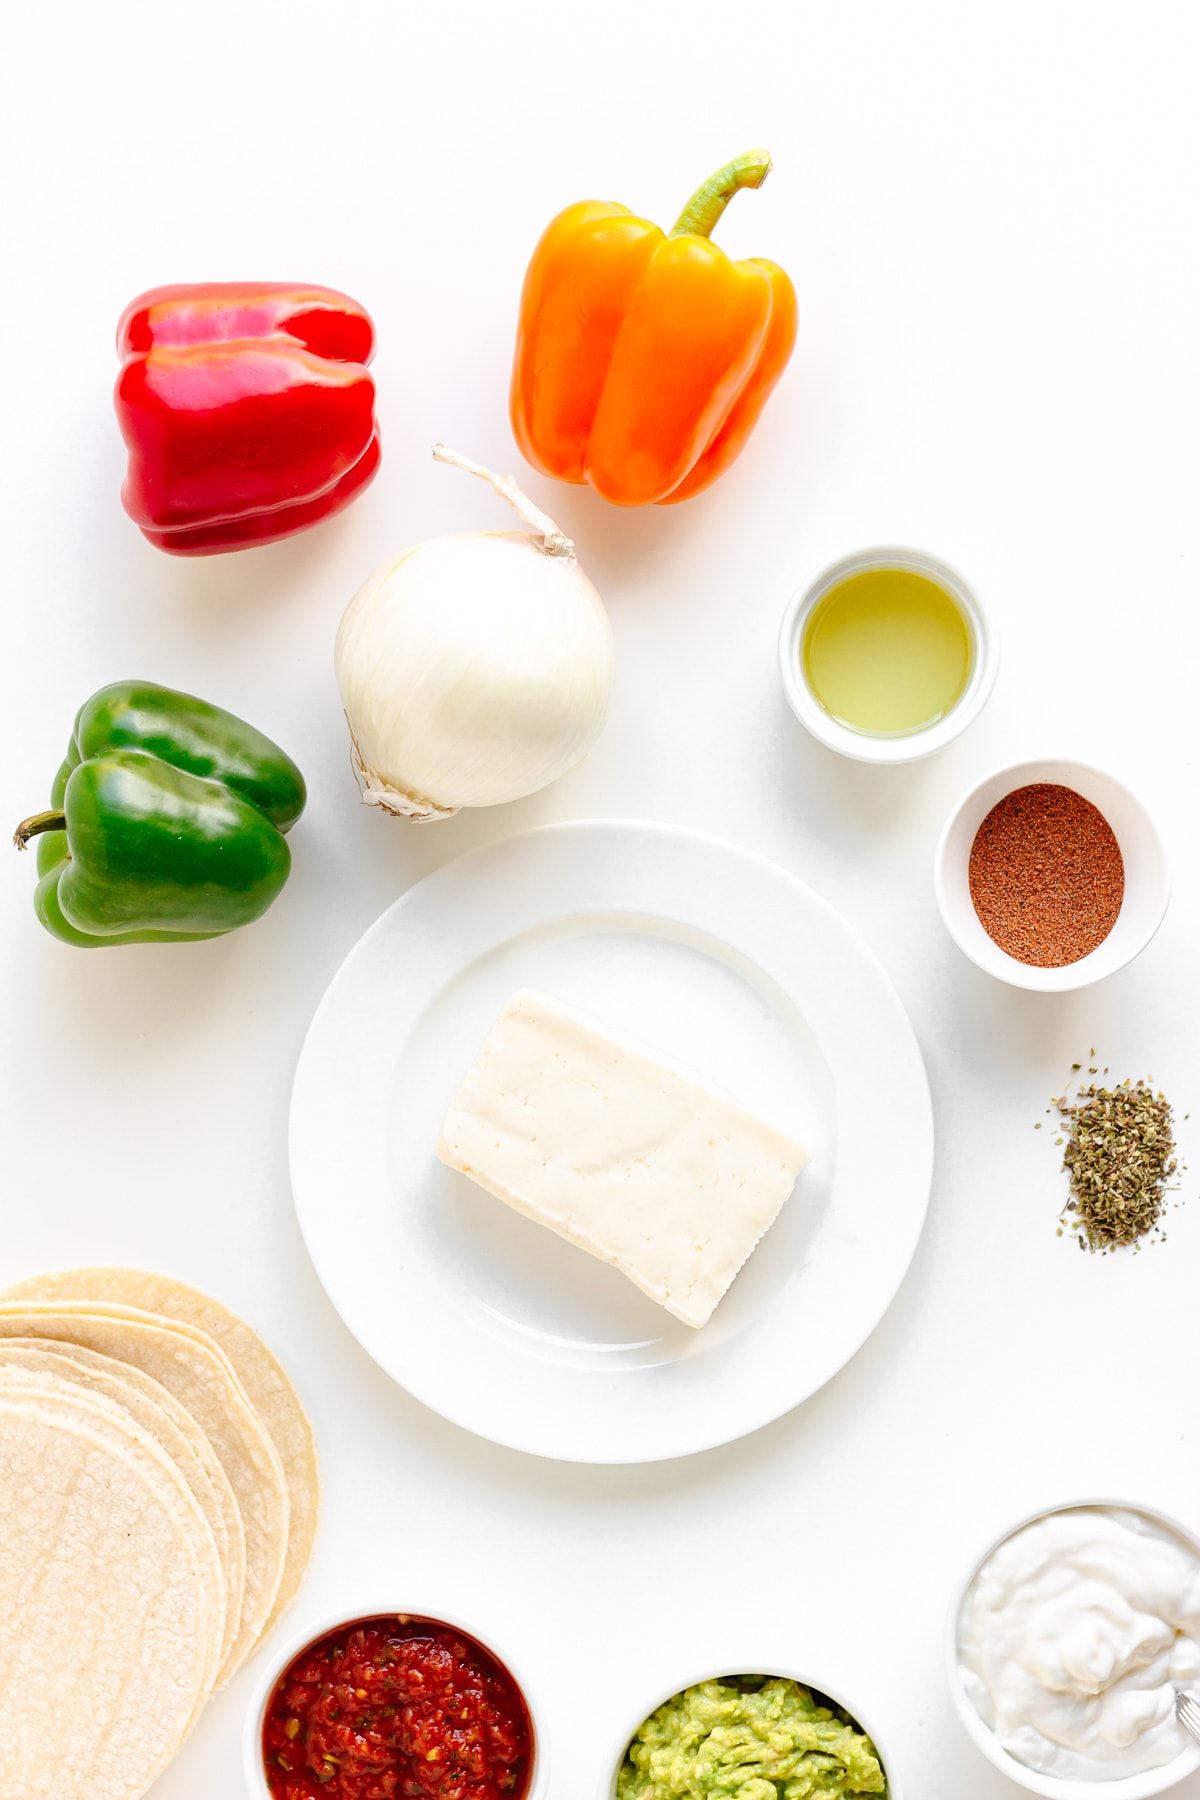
[968,783,1124,967]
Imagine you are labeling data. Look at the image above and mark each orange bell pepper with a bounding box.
[510,150,797,507]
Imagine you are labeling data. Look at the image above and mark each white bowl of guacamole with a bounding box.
[600,1667,898,1800]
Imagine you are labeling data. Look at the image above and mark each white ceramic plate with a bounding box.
[289,821,933,1463]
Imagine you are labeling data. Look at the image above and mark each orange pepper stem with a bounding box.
[669,149,774,239]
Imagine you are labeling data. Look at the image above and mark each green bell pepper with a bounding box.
[14,681,306,947]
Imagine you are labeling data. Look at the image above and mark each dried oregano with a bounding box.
[1055,1079,1178,1251]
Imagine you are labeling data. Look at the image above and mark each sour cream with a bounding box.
[957,1506,1200,1780]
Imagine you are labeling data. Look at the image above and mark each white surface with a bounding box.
[935,758,1172,990]
[290,822,931,1458]
[778,544,999,762]
[2,1,1199,1795]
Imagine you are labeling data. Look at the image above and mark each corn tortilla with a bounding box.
[0,1395,220,1800]
[1,1268,319,1638]
[0,1375,227,1704]
[0,1303,287,1668]
[0,1344,245,1680]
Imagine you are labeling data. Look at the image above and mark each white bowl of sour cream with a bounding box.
[948,1499,1200,1799]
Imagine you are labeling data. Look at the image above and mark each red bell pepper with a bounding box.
[114,283,380,555]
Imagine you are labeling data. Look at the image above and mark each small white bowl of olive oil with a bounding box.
[778,546,998,763]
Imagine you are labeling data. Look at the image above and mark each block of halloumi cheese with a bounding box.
[435,988,809,1328]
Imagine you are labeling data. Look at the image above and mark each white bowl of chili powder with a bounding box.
[934,758,1170,991]
[246,1605,549,1800]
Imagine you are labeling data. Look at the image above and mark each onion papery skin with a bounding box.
[335,529,614,817]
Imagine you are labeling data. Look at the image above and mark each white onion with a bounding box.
[335,446,614,821]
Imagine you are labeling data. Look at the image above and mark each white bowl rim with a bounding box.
[595,1660,903,1800]
[932,754,1172,992]
[778,543,999,765]
[946,1494,1200,1800]
[243,1601,550,1800]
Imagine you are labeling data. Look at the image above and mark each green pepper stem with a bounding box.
[670,149,773,239]
[13,809,66,851]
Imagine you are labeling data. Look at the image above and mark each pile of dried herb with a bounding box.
[1053,1076,1179,1251]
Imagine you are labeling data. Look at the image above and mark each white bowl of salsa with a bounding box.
[245,1604,549,1800]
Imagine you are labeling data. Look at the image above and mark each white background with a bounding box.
[2,2,1198,1794]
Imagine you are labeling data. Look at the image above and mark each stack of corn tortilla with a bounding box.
[0,1267,319,1800]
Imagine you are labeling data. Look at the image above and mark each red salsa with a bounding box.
[262,1615,534,1800]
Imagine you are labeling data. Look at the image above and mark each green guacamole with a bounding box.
[616,1677,888,1800]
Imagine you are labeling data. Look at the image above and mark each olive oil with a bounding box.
[801,566,972,736]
